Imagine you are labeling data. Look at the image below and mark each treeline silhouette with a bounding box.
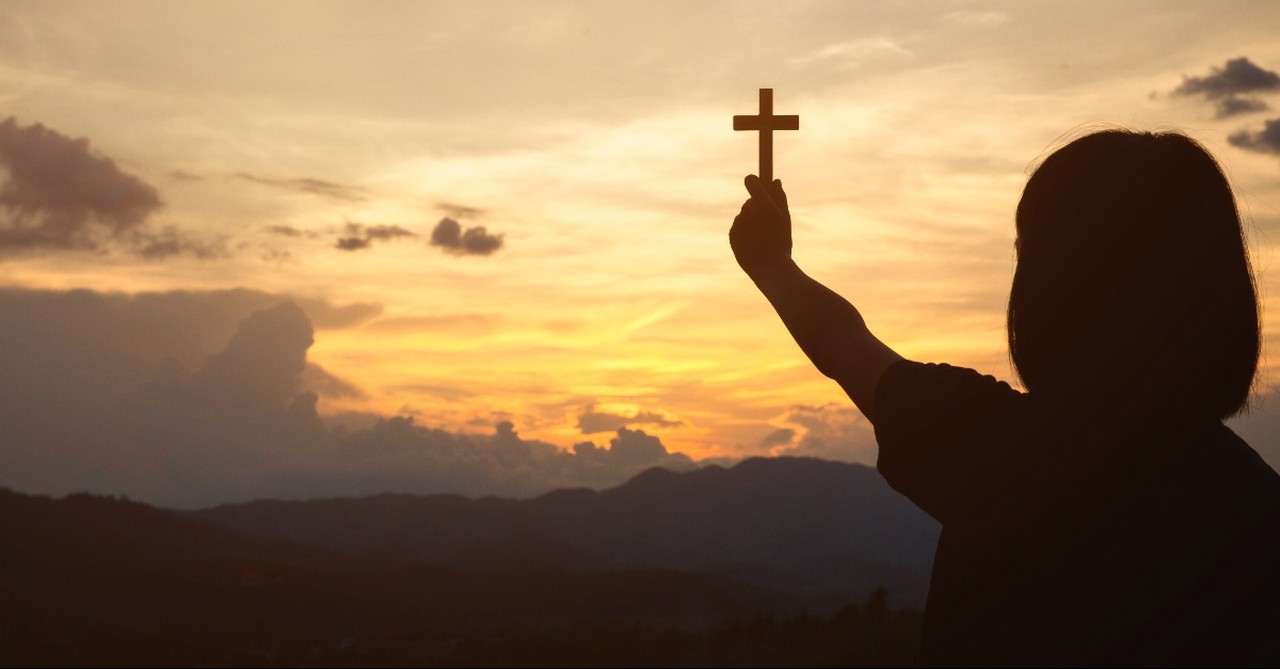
[0,475,922,666]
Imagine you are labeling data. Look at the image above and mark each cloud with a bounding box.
[132,226,228,259]
[1228,118,1280,156]
[195,302,314,406]
[577,403,683,434]
[429,217,504,256]
[335,221,417,251]
[290,296,382,329]
[1217,96,1271,118]
[571,428,696,479]
[364,224,414,241]
[1174,57,1280,118]
[336,236,369,250]
[300,363,366,399]
[0,290,337,505]
[265,225,306,237]
[234,172,365,201]
[0,287,378,368]
[0,286,700,508]
[167,170,202,182]
[787,38,912,68]
[1174,57,1280,99]
[0,116,161,252]
[760,428,795,448]
[0,117,223,259]
[438,202,485,219]
[365,313,494,334]
[766,404,878,465]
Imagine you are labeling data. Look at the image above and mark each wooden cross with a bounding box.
[733,88,799,185]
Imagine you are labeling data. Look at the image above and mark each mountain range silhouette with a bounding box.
[1,456,938,665]
[190,456,939,608]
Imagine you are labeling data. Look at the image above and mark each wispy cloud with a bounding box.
[265,224,309,238]
[577,403,683,434]
[132,226,228,260]
[234,172,365,201]
[438,202,484,219]
[787,38,912,68]
[365,313,494,334]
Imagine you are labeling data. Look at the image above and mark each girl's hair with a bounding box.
[1007,129,1259,420]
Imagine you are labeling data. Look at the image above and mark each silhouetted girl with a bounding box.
[731,129,1280,666]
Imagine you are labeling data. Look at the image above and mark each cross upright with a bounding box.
[733,88,799,185]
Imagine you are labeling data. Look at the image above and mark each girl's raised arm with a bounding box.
[731,175,902,421]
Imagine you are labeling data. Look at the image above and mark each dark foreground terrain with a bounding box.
[1,458,934,666]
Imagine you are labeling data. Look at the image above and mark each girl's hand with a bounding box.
[730,175,793,279]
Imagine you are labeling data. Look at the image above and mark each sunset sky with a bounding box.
[3,1,1280,508]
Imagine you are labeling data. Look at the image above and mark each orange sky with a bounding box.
[3,1,1280,506]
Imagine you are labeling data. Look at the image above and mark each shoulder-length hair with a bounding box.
[1007,130,1258,420]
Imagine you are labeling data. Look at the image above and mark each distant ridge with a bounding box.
[0,487,352,572]
[0,487,796,664]
[193,456,940,607]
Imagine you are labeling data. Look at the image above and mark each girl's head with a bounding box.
[1008,129,1258,420]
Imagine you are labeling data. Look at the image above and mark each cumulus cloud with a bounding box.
[0,116,161,252]
[0,117,222,258]
[577,403,683,434]
[1228,118,1280,156]
[335,221,417,251]
[0,287,699,508]
[430,217,504,256]
[766,403,878,465]
[571,428,695,479]
[234,172,365,201]
[1175,57,1280,99]
[1173,57,1280,118]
